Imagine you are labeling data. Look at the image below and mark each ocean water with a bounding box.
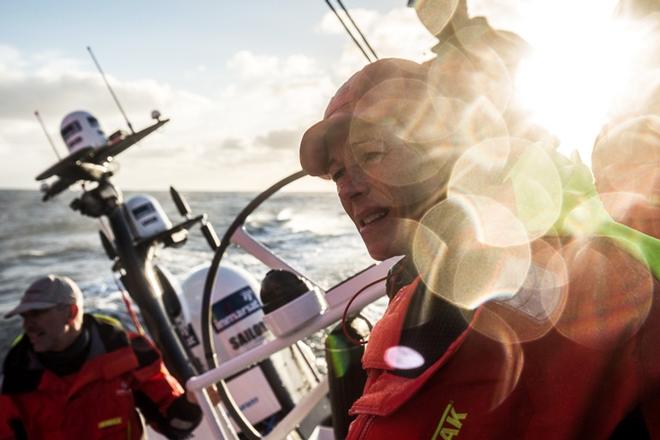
[0,188,377,367]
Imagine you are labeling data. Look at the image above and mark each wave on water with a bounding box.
[13,249,48,258]
[0,189,375,367]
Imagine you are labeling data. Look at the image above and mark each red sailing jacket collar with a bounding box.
[352,277,479,416]
[30,316,140,399]
[36,342,138,400]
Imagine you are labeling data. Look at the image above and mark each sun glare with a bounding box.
[512,1,651,164]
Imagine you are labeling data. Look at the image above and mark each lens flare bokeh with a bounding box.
[476,238,569,344]
[554,237,654,349]
[449,137,563,242]
[412,196,531,309]
[383,345,426,370]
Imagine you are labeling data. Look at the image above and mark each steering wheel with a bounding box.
[201,170,307,439]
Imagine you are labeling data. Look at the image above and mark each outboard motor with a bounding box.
[183,265,270,362]
[114,189,325,437]
[178,264,319,435]
[60,110,107,154]
[125,195,172,239]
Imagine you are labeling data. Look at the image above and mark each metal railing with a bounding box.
[187,233,400,439]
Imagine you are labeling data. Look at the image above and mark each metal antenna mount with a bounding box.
[87,46,135,134]
[34,110,62,160]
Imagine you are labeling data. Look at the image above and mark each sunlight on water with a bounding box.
[283,211,356,236]
[0,190,375,367]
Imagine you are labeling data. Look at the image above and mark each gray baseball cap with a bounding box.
[4,275,83,319]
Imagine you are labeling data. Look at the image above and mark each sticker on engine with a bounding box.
[181,322,200,349]
[212,286,263,333]
[226,365,283,428]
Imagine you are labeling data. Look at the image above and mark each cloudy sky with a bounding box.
[1,0,653,192]
[0,0,439,192]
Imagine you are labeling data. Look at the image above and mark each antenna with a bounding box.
[34,110,62,160]
[336,0,378,60]
[324,0,376,63]
[86,46,135,134]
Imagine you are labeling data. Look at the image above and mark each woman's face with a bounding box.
[327,120,450,260]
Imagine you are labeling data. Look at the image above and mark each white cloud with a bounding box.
[0,6,439,191]
[317,7,437,78]
[227,51,280,78]
[317,8,380,35]
[222,51,335,132]
[255,128,303,150]
[0,44,25,79]
[372,8,438,61]
[0,45,334,191]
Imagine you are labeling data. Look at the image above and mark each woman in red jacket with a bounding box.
[299,19,660,440]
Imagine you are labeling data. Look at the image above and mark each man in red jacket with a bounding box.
[0,274,201,439]
[299,21,660,440]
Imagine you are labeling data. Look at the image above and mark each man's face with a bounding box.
[21,305,72,352]
[327,119,450,260]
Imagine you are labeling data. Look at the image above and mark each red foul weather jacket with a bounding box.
[0,314,197,440]
[347,237,660,439]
